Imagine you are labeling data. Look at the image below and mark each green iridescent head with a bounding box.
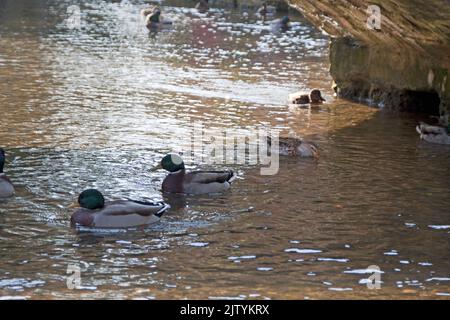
[161,154,185,173]
[281,16,290,25]
[150,8,161,21]
[78,189,105,210]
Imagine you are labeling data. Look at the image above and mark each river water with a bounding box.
[0,0,449,299]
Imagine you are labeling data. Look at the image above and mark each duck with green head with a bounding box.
[143,7,172,30]
[71,189,170,228]
[272,15,291,31]
[160,154,236,195]
[0,148,15,198]
[416,122,450,145]
[148,7,161,22]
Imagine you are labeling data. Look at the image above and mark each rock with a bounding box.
[287,0,450,119]
[330,37,448,114]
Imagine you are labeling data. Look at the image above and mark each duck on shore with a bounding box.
[71,189,170,228]
[267,137,320,158]
[289,89,326,105]
[160,154,236,195]
[416,122,450,145]
[0,148,15,198]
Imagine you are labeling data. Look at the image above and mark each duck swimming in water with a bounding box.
[160,154,236,195]
[272,15,291,31]
[289,89,326,105]
[0,148,15,198]
[145,7,161,29]
[71,189,170,228]
[142,7,172,30]
[416,122,450,145]
[268,137,320,158]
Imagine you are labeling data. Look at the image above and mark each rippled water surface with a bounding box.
[1,0,450,299]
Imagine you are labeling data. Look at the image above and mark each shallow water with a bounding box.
[1,0,450,300]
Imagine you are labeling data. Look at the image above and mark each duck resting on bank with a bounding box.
[160,154,236,195]
[289,89,326,105]
[0,148,15,198]
[267,137,320,158]
[70,189,170,228]
[416,122,450,145]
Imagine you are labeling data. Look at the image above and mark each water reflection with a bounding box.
[0,0,450,300]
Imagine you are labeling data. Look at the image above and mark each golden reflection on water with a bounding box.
[0,0,450,299]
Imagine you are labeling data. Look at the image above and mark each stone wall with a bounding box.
[287,0,450,118]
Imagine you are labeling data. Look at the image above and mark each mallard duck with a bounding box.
[70,189,170,228]
[257,2,276,17]
[416,122,450,145]
[272,16,291,31]
[289,89,326,105]
[143,7,173,30]
[268,137,320,158]
[195,0,209,13]
[160,154,236,195]
[0,148,15,198]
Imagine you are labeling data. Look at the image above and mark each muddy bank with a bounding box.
[287,0,450,118]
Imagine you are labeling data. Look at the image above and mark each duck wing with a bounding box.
[187,171,236,184]
[279,137,302,146]
[289,92,308,104]
[417,123,447,135]
[420,133,450,145]
[104,200,170,217]
[88,201,170,228]
[416,123,450,145]
[298,140,320,158]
